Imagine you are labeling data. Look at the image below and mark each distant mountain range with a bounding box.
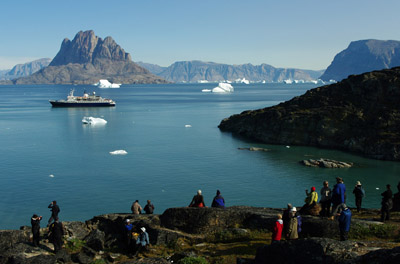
[136,61,324,83]
[0,58,51,80]
[320,39,400,81]
[13,30,166,84]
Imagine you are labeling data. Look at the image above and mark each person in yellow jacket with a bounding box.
[299,186,319,215]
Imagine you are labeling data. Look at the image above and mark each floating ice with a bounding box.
[201,89,212,92]
[212,83,234,93]
[286,146,290,148]
[110,150,128,155]
[49,174,54,178]
[94,79,121,88]
[185,125,192,128]
[82,117,107,125]
[376,187,380,190]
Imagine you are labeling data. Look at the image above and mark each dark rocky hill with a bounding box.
[140,60,324,83]
[320,39,400,82]
[13,30,167,84]
[1,58,51,80]
[219,67,400,161]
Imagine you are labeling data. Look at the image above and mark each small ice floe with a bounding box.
[185,125,192,128]
[82,117,107,125]
[93,79,121,88]
[286,146,290,148]
[212,83,234,93]
[49,174,55,178]
[110,150,128,155]
[201,89,212,92]
[376,187,380,190]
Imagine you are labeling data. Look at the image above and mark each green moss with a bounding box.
[349,223,399,240]
[65,238,86,253]
[178,256,209,264]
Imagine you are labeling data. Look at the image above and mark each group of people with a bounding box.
[123,219,150,255]
[30,200,64,253]
[131,200,155,215]
[188,189,226,208]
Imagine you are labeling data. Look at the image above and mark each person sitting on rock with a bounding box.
[131,200,142,215]
[188,190,206,207]
[211,190,225,209]
[337,204,352,241]
[135,227,150,256]
[299,186,319,215]
[143,200,155,214]
[272,214,283,243]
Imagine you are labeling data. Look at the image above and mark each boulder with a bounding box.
[84,229,105,251]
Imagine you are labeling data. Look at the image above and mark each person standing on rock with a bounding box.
[48,217,64,253]
[286,207,298,240]
[143,200,155,214]
[282,203,293,237]
[47,200,60,227]
[272,214,283,243]
[331,177,346,219]
[393,181,400,212]
[188,190,206,207]
[31,214,42,247]
[135,227,150,256]
[337,204,352,241]
[380,184,393,222]
[211,190,225,209]
[320,181,332,217]
[124,219,134,251]
[352,181,365,213]
[131,200,142,215]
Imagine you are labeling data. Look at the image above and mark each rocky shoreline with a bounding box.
[1,206,399,264]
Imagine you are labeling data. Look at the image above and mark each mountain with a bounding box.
[13,30,167,84]
[1,58,51,80]
[219,67,400,161]
[136,61,166,75]
[139,60,324,83]
[320,39,400,82]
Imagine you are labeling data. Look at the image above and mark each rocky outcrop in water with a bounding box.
[219,67,400,161]
[13,30,167,84]
[320,39,400,82]
[301,159,353,168]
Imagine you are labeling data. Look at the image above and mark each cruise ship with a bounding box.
[49,90,116,107]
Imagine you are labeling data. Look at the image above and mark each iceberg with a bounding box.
[185,124,192,128]
[201,89,212,92]
[94,79,121,88]
[212,82,234,93]
[82,116,107,125]
[110,150,128,155]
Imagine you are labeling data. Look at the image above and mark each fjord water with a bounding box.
[1,83,399,229]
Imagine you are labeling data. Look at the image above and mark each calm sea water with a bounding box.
[1,83,399,230]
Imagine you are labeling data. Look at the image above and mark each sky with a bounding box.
[0,0,399,70]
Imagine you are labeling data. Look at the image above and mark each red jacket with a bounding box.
[272,219,283,241]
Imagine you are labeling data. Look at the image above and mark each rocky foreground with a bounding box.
[1,207,399,264]
[219,67,400,161]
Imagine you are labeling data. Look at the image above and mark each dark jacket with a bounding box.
[49,221,64,242]
[353,186,364,198]
[211,195,225,208]
[144,203,154,214]
[338,208,352,232]
[189,194,205,207]
[48,204,60,217]
[381,189,393,210]
[31,218,41,235]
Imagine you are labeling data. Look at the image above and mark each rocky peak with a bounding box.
[49,30,131,66]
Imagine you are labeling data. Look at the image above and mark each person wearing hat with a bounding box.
[337,204,352,241]
[135,227,150,256]
[124,219,134,251]
[31,214,42,247]
[286,207,298,240]
[352,181,365,213]
[299,186,318,215]
[331,177,346,219]
[211,190,225,209]
[188,190,206,207]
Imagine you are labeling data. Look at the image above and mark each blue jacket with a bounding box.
[136,232,150,246]
[332,183,346,205]
[338,208,352,232]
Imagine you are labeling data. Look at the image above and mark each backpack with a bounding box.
[296,215,302,233]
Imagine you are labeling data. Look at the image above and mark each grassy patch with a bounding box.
[65,238,86,253]
[178,256,209,264]
[349,223,399,240]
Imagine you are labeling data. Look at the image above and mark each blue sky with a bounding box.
[0,0,399,70]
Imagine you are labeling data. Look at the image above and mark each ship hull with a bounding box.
[50,101,115,107]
